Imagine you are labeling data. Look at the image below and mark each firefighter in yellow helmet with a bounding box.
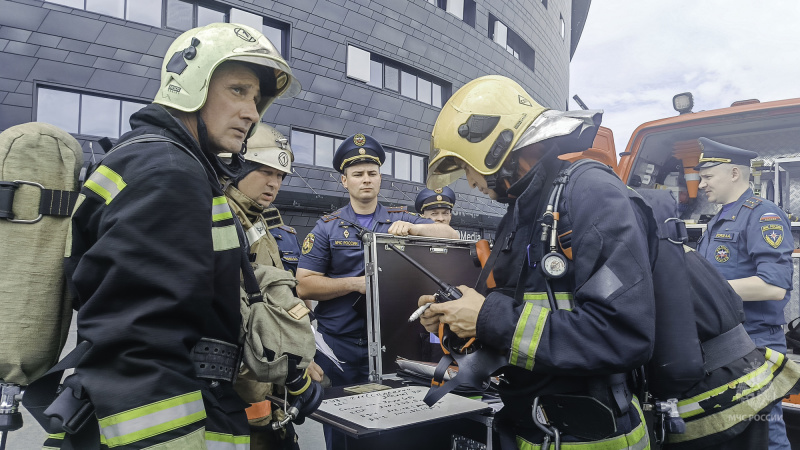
[418,75,656,449]
[34,23,320,450]
[223,125,324,449]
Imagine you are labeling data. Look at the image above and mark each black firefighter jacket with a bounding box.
[62,104,249,449]
[475,149,656,444]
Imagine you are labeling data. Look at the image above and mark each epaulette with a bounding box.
[386,206,408,213]
[321,209,343,223]
[263,207,284,229]
[743,197,762,209]
[278,224,296,234]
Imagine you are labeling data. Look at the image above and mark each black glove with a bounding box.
[285,369,323,425]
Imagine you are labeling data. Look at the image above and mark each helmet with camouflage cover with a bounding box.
[154,22,300,137]
[427,75,546,189]
[245,124,294,175]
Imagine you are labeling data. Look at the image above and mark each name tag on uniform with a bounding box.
[282,256,299,262]
[332,239,360,248]
[713,232,737,241]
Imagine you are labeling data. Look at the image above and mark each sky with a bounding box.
[569,1,800,154]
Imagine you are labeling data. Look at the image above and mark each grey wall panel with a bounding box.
[0,0,587,234]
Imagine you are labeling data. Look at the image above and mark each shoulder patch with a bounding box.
[762,224,784,248]
[743,197,762,209]
[279,225,296,234]
[760,212,783,223]
[386,206,408,213]
[302,233,315,254]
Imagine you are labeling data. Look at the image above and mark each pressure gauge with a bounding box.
[541,252,568,278]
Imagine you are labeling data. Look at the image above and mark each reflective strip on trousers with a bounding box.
[669,347,800,444]
[206,431,250,450]
[85,165,126,205]
[97,391,206,448]
[510,302,549,371]
[523,291,575,311]
[213,196,233,222]
[677,347,782,419]
[42,433,65,450]
[516,399,650,450]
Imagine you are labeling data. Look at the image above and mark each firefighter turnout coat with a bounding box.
[476,149,656,449]
[60,103,250,449]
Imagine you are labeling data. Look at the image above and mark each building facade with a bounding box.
[0,0,590,239]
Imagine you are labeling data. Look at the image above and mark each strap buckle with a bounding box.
[663,218,688,245]
[1,180,45,224]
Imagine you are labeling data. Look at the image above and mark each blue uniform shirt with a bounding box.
[298,203,433,337]
[697,189,794,334]
[270,224,301,274]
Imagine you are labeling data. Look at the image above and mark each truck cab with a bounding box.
[605,94,800,434]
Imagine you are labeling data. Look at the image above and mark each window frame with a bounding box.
[290,129,427,183]
[35,85,149,140]
[350,50,450,108]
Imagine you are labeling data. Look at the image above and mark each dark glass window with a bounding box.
[46,0,83,8]
[417,78,432,104]
[381,150,393,175]
[257,17,291,57]
[126,0,163,27]
[290,130,314,165]
[400,71,417,99]
[166,0,193,30]
[411,155,425,183]
[368,60,383,88]
[37,88,147,138]
[384,65,399,92]
[489,14,536,73]
[394,151,410,181]
[120,101,143,135]
[80,96,120,138]
[432,82,443,108]
[315,135,334,169]
[37,89,79,134]
[197,5,226,27]
[86,0,123,18]
[290,129,425,183]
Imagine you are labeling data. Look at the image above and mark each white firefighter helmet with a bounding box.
[153,22,300,137]
[245,124,293,174]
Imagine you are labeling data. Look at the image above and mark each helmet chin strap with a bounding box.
[484,152,518,199]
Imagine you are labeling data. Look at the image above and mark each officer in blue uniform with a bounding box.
[296,133,458,450]
[415,186,457,361]
[415,186,456,225]
[696,137,795,450]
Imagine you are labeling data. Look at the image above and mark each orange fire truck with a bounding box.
[589,93,800,440]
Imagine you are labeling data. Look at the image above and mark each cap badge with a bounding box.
[436,195,443,201]
[434,188,443,194]
[354,134,366,146]
[358,148,366,155]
